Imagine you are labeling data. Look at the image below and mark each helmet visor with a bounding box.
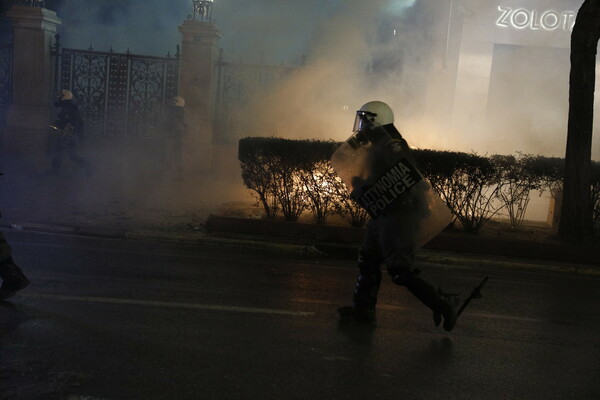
[353,111,377,132]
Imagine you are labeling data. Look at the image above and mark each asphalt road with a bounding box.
[1,230,599,400]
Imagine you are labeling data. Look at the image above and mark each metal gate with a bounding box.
[55,39,180,140]
[214,50,298,144]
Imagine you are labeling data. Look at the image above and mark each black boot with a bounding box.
[0,260,30,300]
[397,275,459,332]
[339,253,381,325]
[432,291,460,332]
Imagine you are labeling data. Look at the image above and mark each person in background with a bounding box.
[49,89,92,177]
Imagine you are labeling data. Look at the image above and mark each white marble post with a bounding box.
[4,5,61,167]
[178,20,221,174]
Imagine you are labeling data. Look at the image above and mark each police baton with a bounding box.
[457,276,489,317]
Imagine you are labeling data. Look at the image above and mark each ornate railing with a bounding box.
[0,43,13,130]
[55,42,180,139]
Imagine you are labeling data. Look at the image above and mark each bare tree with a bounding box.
[559,0,600,244]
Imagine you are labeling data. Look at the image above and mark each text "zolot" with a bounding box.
[496,6,576,31]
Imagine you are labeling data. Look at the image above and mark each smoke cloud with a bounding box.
[6,0,598,223]
[47,0,188,55]
[48,0,597,158]
[213,0,437,144]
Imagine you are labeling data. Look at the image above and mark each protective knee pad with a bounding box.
[355,270,382,289]
[384,253,416,282]
[389,267,420,286]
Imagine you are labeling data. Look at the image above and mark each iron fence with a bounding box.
[54,41,298,144]
[55,39,180,140]
[214,50,299,144]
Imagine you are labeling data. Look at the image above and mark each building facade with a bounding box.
[425,0,598,157]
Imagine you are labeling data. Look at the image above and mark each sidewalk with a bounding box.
[3,215,599,278]
[1,157,599,276]
[203,214,600,274]
[0,154,233,236]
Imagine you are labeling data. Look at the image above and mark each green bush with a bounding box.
[414,149,504,233]
[239,137,338,222]
[490,153,544,229]
[238,137,281,219]
[525,155,564,197]
[330,177,370,228]
[239,137,597,234]
[295,141,340,224]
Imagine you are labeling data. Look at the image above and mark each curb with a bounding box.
[205,214,600,265]
[414,250,600,277]
[3,220,600,277]
[5,223,125,239]
[0,222,327,255]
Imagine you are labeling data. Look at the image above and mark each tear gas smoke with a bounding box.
[10,0,598,223]
[49,0,597,158]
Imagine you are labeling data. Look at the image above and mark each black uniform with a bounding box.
[340,124,458,331]
[50,99,91,175]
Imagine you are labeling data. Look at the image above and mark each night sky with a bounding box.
[33,0,421,63]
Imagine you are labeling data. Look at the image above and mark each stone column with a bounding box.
[4,6,61,168]
[178,20,221,174]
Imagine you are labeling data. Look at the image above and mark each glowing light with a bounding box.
[385,0,417,15]
[496,6,576,31]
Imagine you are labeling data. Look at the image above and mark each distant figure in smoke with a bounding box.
[163,96,186,177]
[49,90,92,176]
[0,175,30,300]
[334,101,459,331]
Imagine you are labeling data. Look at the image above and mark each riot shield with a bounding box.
[331,123,452,255]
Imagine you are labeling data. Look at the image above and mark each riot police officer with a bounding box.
[335,101,459,331]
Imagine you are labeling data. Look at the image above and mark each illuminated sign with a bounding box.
[496,6,576,31]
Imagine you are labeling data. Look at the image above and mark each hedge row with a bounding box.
[238,137,600,233]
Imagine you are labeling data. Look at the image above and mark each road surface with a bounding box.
[1,230,598,399]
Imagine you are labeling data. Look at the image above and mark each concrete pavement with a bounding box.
[2,215,599,278]
[4,231,599,400]
[1,155,599,277]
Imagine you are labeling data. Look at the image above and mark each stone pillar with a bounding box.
[4,6,61,168]
[178,20,221,174]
